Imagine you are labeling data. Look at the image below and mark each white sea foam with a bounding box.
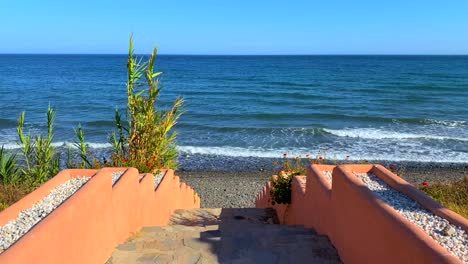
[0,141,467,163]
[1,136,467,163]
[178,146,290,158]
[177,145,468,163]
[324,128,468,142]
[424,119,468,127]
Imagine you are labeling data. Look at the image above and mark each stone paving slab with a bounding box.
[107,208,342,263]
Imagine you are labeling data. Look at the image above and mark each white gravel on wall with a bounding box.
[120,170,164,188]
[0,176,90,253]
[322,171,332,182]
[354,172,467,262]
[112,172,124,185]
[154,171,165,189]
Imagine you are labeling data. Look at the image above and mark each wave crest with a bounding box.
[323,128,468,141]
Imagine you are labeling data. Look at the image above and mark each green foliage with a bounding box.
[270,154,309,204]
[66,146,73,169]
[0,146,20,185]
[0,201,8,211]
[419,178,468,218]
[110,34,183,172]
[110,109,126,166]
[270,151,331,204]
[279,155,306,176]
[17,106,60,188]
[74,124,92,168]
[270,173,294,204]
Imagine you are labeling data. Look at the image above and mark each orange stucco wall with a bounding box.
[256,164,467,264]
[0,168,200,264]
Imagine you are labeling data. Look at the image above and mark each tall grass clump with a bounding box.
[17,106,60,188]
[110,34,183,172]
[0,106,60,211]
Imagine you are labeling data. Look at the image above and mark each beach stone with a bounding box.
[442,226,456,236]
[108,208,341,263]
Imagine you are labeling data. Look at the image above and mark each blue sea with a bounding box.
[0,55,467,163]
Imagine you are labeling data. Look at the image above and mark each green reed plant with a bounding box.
[0,146,20,185]
[110,34,184,172]
[17,106,60,188]
[74,124,92,168]
[66,146,73,169]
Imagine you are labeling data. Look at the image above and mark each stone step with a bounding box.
[169,208,279,226]
[140,225,320,240]
[107,208,342,263]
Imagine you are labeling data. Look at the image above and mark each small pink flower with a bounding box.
[422,182,428,187]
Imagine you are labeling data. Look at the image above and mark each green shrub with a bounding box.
[270,173,294,204]
[270,152,332,204]
[73,124,92,168]
[270,154,308,204]
[110,34,183,172]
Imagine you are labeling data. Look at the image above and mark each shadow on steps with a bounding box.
[108,208,342,263]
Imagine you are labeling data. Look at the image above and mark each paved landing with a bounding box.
[107,208,341,264]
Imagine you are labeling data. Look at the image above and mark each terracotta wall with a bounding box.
[256,164,467,264]
[0,168,200,264]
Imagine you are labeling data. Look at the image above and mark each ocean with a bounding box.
[0,55,467,163]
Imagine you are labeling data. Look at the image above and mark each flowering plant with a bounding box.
[270,152,326,204]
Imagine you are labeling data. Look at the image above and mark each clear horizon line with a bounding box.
[1,53,468,56]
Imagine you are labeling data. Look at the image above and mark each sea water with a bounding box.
[0,55,467,163]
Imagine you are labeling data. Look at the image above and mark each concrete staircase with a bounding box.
[107,208,341,263]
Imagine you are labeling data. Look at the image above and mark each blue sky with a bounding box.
[1,0,467,54]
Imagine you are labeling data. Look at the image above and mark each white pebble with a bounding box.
[111,172,124,185]
[154,171,165,189]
